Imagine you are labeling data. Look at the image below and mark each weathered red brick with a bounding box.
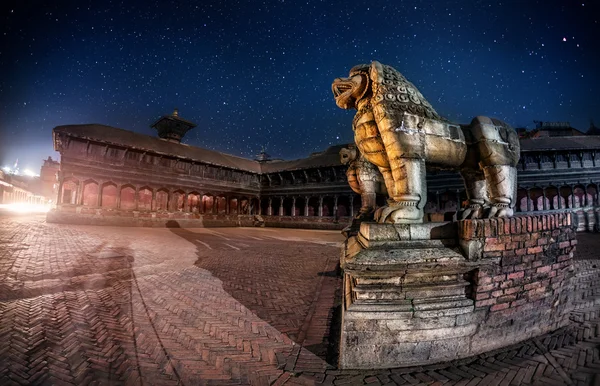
[484,242,505,252]
[476,298,496,308]
[527,246,543,254]
[504,286,521,295]
[513,263,527,272]
[515,248,527,256]
[492,290,504,298]
[512,234,529,242]
[497,294,517,303]
[524,282,541,291]
[527,216,533,232]
[558,241,571,249]
[490,303,510,311]
[478,283,498,292]
[493,274,506,282]
[537,266,552,274]
[537,237,549,246]
[510,298,528,307]
[507,271,524,280]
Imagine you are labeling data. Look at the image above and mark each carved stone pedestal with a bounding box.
[340,221,478,368]
[339,213,576,369]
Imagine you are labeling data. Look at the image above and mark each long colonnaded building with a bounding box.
[47,111,600,231]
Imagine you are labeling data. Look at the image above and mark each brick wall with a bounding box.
[460,212,577,352]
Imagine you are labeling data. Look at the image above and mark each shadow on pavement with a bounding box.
[165,220,342,366]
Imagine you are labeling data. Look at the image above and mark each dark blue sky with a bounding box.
[1,0,598,172]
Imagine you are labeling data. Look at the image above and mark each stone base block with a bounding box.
[339,214,576,369]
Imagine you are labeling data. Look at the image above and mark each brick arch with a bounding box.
[337,195,351,217]
[138,186,153,211]
[296,196,306,216]
[587,183,598,206]
[544,186,562,210]
[120,184,136,210]
[322,196,335,217]
[101,182,118,209]
[187,191,201,213]
[155,188,169,211]
[558,185,572,208]
[529,187,544,211]
[82,179,99,206]
[201,193,217,214]
[61,178,79,205]
[171,189,185,212]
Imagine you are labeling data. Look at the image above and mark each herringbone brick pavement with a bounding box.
[1,214,600,385]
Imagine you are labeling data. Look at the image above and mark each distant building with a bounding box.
[40,156,60,202]
[48,112,600,231]
[0,170,46,206]
[525,121,587,138]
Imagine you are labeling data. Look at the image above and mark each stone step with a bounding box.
[403,281,470,299]
[352,281,471,301]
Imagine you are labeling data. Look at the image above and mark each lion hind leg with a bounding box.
[459,168,489,219]
[483,165,517,218]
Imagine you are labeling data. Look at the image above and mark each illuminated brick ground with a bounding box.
[0,213,599,385]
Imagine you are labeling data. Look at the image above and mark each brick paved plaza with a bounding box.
[0,213,599,385]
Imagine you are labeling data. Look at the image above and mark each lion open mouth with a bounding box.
[332,81,354,98]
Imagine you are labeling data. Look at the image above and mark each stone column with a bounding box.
[304,196,309,216]
[97,182,104,207]
[268,198,272,216]
[542,188,547,210]
[349,195,354,218]
[116,185,122,209]
[183,192,189,212]
[526,189,531,211]
[318,196,324,217]
[456,189,461,211]
[226,196,230,214]
[291,197,297,217]
[570,186,575,208]
[151,190,156,211]
[436,191,441,212]
[56,175,64,205]
[76,181,84,205]
[213,196,219,214]
[333,195,339,219]
[257,197,262,215]
[557,191,562,209]
[278,197,284,216]
[134,186,139,210]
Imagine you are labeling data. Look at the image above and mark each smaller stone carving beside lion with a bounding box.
[340,145,387,221]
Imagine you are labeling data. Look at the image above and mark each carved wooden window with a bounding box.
[159,157,171,167]
[205,166,215,178]
[108,148,120,158]
[87,144,98,155]
[126,151,139,161]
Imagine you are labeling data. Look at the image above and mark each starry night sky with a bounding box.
[1,0,598,172]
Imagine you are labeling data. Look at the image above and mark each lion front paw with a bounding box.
[459,204,485,220]
[486,204,513,218]
[374,202,423,224]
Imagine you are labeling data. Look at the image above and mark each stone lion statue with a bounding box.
[339,145,386,219]
[332,61,520,224]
